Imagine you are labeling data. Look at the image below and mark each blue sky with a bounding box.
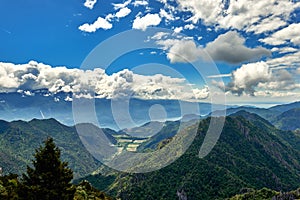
[0,0,300,105]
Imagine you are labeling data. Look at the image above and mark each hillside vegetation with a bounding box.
[0,118,106,178]
[86,113,300,199]
[1,110,300,199]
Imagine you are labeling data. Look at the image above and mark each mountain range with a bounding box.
[86,112,300,199]
[0,100,300,199]
[0,91,226,130]
[212,101,300,131]
[1,91,300,132]
[0,118,116,178]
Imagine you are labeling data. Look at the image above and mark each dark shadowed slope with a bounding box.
[0,118,117,178]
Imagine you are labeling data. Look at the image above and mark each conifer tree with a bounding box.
[19,137,75,200]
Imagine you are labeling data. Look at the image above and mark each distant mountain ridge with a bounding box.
[269,101,300,112]
[211,101,300,131]
[0,92,226,130]
[212,106,280,120]
[272,108,300,131]
[1,91,300,131]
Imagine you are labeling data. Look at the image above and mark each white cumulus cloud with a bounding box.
[153,31,270,64]
[220,61,300,96]
[271,47,298,54]
[115,7,132,18]
[260,23,300,46]
[246,17,287,34]
[173,27,183,33]
[176,0,300,34]
[159,9,176,22]
[205,31,271,64]
[0,61,209,101]
[156,38,203,63]
[266,51,300,69]
[112,0,132,10]
[79,17,113,32]
[132,13,162,31]
[132,0,148,7]
[84,0,97,9]
[224,62,272,95]
[177,0,224,25]
[184,24,196,30]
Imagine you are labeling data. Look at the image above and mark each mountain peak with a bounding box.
[229,110,274,127]
[270,101,300,112]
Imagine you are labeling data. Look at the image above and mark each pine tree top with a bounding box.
[21,137,75,200]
